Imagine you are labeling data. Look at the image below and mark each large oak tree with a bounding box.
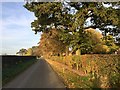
[24,1,120,55]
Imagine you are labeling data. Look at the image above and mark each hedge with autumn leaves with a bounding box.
[50,54,120,88]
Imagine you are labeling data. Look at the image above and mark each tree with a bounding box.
[24,2,72,56]
[81,28,103,54]
[93,44,110,54]
[39,28,67,57]
[24,2,120,54]
[24,2,72,34]
[69,2,120,53]
[102,35,119,53]
[16,48,27,56]
[68,2,120,53]
[82,28,118,54]
[69,2,120,34]
[31,46,39,56]
[26,48,33,56]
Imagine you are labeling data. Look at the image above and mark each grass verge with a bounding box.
[47,60,93,88]
[2,59,37,86]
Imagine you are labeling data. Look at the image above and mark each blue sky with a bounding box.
[1,2,40,55]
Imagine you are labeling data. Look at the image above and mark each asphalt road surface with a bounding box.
[3,59,65,88]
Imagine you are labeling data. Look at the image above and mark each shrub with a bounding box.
[50,54,120,88]
[93,44,110,54]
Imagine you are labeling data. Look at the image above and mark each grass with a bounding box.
[48,60,93,88]
[2,59,37,86]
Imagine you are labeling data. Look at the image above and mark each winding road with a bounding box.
[3,59,65,88]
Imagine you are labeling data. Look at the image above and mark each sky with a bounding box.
[0,2,40,55]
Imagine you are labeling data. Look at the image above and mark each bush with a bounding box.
[50,54,120,88]
[93,44,110,54]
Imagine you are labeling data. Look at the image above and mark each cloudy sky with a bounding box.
[1,2,40,55]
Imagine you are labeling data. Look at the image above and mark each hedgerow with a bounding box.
[50,54,120,88]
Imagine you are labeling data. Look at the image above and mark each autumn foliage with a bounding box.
[38,28,67,57]
[50,54,120,88]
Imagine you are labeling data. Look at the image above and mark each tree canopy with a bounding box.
[16,46,39,56]
[38,28,67,57]
[24,1,120,55]
[16,48,27,56]
[24,2,73,34]
[24,2,120,34]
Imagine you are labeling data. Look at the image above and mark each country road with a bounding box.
[3,59,65,88]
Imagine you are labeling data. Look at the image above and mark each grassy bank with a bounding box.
[2,59,37,86]
[47,60,92,88]
[48,54,120,88]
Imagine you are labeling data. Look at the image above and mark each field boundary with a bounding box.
[46,59,88,76]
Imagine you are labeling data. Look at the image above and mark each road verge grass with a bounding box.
[46,60,93,88]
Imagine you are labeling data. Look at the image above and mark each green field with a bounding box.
[2,59,37,86]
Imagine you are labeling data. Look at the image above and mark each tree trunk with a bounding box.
[76,49,81,55]
[65,46,69,55]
